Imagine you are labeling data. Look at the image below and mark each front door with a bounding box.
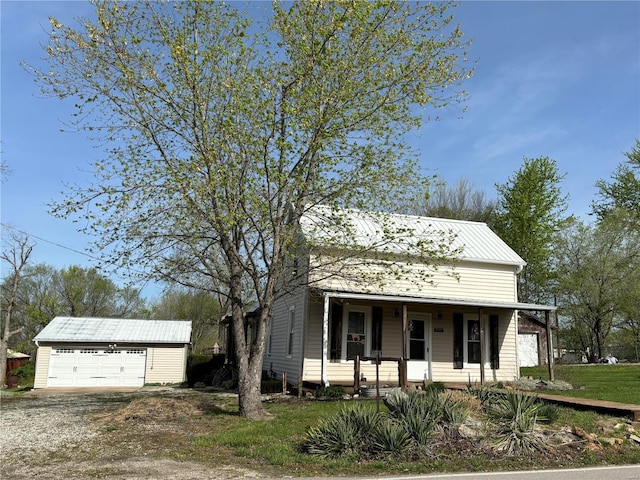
[406,313,431,381]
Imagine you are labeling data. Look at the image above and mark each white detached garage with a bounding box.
[33,317,192,389]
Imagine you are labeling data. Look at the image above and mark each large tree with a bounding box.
[592,139,640,224]
[1,232,34,387]
[31,0,472,418]
[150,287,221,355]
[554,214,640,361]
[493,157,569,304]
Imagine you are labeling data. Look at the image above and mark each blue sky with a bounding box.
[1,1,639,299]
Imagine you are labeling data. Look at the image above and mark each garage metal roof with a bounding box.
[300,205,526,267]
[34,317,192,344]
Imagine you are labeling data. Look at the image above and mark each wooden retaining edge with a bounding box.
[443,383,640,421]
[535,393,640,422]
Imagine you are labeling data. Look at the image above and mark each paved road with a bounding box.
[272,465,640,480]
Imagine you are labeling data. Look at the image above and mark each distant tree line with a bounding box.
[0,262,221,358]
[404,140,640,362]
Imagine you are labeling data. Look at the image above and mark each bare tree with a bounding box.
[410,177,496,223]
[1,232,34,387]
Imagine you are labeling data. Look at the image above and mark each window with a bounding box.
[286,306,295,357]
[342,306,371,360]
[467,319,481,364]
[330,303,343,360]
[346,310,366,359]
[453,313,500,369]
[330,304,376,361]
[267,321,273,356]
[409,319,426,360]
[489,315,500,370]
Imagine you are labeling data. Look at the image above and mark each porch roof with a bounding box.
[315,289,556,312]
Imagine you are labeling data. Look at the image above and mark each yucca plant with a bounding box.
[372,420,414,458]
[488,391,540,424]
[440,392,470,426]
[303,403,382,458]
[487,391,549,456]
[535,403,560,425]
[398,408,439,448]
[466,382,500,405]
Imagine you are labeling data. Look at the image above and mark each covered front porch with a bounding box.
[303,290,556,391]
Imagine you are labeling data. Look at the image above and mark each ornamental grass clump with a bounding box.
[487,391,550,456]
[302,403,382,459]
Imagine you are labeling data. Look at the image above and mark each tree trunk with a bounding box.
[228,260,272,420]
[0,339,8,388]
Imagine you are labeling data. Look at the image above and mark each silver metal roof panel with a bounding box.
[34,317,192,344]
[300,205,525,267]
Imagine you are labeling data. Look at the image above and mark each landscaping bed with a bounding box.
[1,385,639,479]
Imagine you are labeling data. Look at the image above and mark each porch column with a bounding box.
[321,293,330,387]
[478,307,485,384]
[545,310,554,381]
[401,303,408,390]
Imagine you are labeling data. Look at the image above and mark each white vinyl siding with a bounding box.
[143,345,188,384]
[33,346,52,389]
[265,283,307,385]
[309,258,518,303]
[302,304,519,385]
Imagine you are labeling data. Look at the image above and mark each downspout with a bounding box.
[321,293,330,387]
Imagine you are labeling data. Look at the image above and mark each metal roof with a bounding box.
[33,317,192,344]
[299,205,525,267]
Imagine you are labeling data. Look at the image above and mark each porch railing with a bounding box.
[352,354,406,393]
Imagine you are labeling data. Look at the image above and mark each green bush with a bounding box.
[466,382,500,404]
[315,385,346,399]
[440,392,470,425]
[423,381,446,394]
[9,361,35,386]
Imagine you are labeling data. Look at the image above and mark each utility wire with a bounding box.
[1,222,103,262]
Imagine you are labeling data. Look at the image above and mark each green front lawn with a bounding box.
[520,364,640,405]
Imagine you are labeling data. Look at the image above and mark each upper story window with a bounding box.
[286,306,295,357]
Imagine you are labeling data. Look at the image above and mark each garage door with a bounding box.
[47,347,147,387]
[518,334,539,367]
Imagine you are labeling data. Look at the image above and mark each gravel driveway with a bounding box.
[0,388,262,480]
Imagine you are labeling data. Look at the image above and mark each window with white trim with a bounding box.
[453,313,500,369]
[286,306,295,357]
[467,319,481,364]
[342,306,371,360]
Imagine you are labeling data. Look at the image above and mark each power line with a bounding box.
[1,222,159,294]
[1,222,103,262]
